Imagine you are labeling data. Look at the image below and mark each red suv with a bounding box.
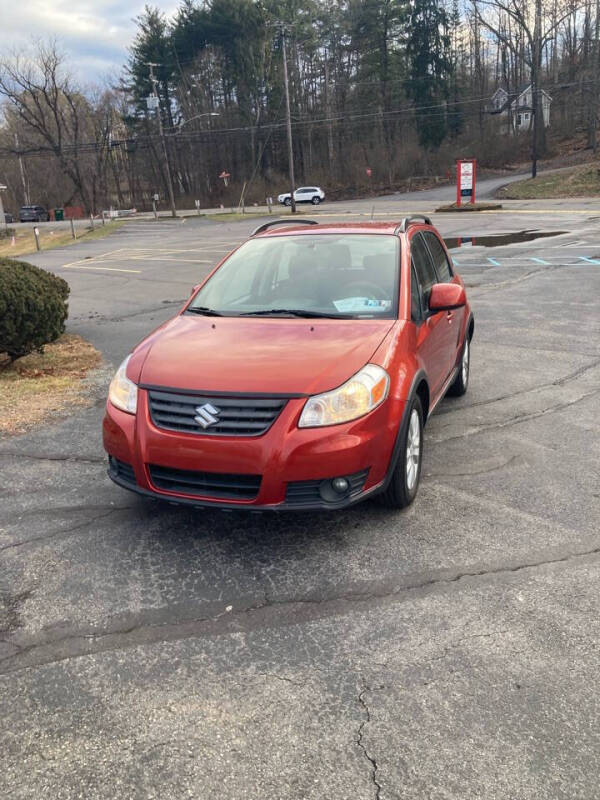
[103,216,473,511]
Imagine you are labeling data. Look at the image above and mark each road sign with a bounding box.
[146,96,159,111]
[456,159,476,206]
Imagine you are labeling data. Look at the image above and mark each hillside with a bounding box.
[497,162,600,199]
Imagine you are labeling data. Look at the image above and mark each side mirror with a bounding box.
[190,284,201,296]
[429,283,466,313]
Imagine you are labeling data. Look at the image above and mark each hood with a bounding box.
[137,314,395,395]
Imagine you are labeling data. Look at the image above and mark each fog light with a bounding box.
[319,476,352,503]
[332,477,350,494]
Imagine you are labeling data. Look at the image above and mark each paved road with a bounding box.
[1,193,600,798]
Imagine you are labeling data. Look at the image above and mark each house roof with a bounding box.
[488,84,552,114]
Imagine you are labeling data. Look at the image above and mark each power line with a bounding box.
[0,78,595,161]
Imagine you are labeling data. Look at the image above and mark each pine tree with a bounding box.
[406,0,452,150]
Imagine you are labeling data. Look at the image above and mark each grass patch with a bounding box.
[0,334,103,435]
[497,163,600,199]
[435,202,503,212]
[0,220,125,259]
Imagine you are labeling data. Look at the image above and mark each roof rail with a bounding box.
[395,215,432,234]
[251,218,319,236]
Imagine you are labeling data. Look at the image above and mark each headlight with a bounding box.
[298,364,389,428]
[108,355,138,414]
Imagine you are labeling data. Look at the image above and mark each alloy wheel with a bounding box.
[462,339,470,385]
[405,408,421,492]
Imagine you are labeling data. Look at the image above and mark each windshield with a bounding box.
[187,234,400,319]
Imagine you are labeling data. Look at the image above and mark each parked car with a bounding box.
[19,205,49,222]
[104,215,473,511]
[278,186,325,206]
[3,212,13,224]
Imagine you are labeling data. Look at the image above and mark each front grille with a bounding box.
[285,469,369,507]
[147,389,288,436]
[148,464,261,501]
[109,457,137,486]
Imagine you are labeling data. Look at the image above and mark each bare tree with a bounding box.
[476,0,581,176]
[0,42,96,210]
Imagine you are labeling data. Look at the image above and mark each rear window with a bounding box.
[188,234,400,319]
[422,231,453,282]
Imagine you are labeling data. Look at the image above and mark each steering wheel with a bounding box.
[342,281,387,303]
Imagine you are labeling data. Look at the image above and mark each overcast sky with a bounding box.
[0,0,180,84]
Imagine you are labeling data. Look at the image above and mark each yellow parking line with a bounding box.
[312,208,599,216]
[60,248,128,269]
[479,208,600,214]
[127,257,214,263]
[62,264,142,273]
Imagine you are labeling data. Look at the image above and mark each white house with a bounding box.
[488,84,552,132]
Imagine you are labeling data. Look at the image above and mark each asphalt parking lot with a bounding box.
[1,180,600,798]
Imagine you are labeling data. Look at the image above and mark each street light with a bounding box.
[170,112,220,134]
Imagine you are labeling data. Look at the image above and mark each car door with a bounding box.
[421,230,464,373]
[294,188,308,203]
[410,232,456,400]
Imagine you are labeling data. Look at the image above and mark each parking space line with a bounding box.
[62,265,142,273]
[487,258,501,266]
[127,257,214,263]
[480,208,600,214]
[60,248,127,268]
[578,256,600,264]
[530,257,550,264]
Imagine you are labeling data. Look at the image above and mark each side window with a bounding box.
[410,233,438,306]
[411,262,423,323]
[422,232,453,282]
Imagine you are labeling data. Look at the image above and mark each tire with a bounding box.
[284,197,292,207]
[380,396,423,509]
[311,196,321,205]
[447,336,470,397]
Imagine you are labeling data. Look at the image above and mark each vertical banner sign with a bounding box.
[456,159,477,206]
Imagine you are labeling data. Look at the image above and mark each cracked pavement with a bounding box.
[1,186,600,798]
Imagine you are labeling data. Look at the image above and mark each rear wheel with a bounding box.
[447,337,470,397]
[311,196,321,205]
[380,396,423,509]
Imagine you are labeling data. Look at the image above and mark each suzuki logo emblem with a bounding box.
[194,403,220,428]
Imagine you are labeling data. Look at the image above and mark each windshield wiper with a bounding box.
[239,308,352,319]
[186,306,223,316]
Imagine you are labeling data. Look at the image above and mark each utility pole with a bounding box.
[0,183,7,232]
[147,62,177,218]
[14,133,29,205]
[588,0,600,153]
[531,0,542,179]
[280,28,297,213]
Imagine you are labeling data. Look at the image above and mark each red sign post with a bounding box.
[456,159,476,206]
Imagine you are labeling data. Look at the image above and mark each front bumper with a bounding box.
[103,388,402,511]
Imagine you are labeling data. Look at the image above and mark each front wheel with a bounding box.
[380,396,423,509]
[284,197,292,207]
[311,196,321,205]
[447,337,470,397]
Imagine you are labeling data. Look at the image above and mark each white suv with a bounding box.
[278,186,325,206]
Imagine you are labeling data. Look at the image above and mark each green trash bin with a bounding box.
[54,208,64,221]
